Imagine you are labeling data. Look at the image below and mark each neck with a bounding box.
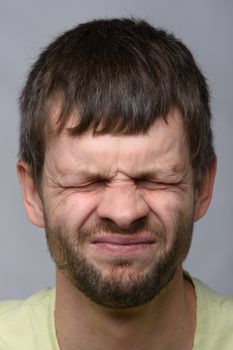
[55,267,196,350]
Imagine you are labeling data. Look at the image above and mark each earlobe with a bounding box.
[17,160,45,228]
[194,157,217,221]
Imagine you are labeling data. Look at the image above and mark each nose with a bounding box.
[96,183,150,229]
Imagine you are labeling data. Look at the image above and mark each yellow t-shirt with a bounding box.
[0,288,59,349]
[0,277,233,349]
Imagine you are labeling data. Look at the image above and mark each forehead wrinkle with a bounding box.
[45,108,190,182]
[52,135,188,181]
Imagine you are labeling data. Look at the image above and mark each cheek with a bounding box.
[44,191,100,229]
[145,190,195,232]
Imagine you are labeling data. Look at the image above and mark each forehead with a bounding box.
[44,106,190,178]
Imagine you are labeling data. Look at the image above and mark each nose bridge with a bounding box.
[97,181,149,228]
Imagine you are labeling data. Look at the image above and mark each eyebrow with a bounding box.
[132,169,184,180]
[57,165,185,182]
[134,161,186,176]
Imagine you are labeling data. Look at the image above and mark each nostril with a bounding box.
[99,216,149,233]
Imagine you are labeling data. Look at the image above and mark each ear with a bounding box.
[17,160,45,228]
[194,157,217,221]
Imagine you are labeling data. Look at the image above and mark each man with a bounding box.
[0,17,233,350]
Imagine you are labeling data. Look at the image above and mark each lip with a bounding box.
[90,234,156,255]
[91,234,156,245]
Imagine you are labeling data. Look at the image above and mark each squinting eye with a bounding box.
[136,180,173,190]
[63,180,105,192]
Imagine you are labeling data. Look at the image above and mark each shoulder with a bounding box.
[193,277,233,349]
[0,288,57,349]
[194,277,233,315]
[0,288,55,319]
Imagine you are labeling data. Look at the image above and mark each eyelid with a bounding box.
[135,177,174,183]
[59,175,106,186]
[136,178,182,188]
[60,178,106,191]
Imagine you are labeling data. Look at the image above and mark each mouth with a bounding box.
[90,234,156,255]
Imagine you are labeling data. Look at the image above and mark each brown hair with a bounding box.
[19,18,215,184]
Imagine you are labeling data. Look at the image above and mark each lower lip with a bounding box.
[92,242,155,255]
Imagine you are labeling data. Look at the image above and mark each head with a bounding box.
[17,18,216,309]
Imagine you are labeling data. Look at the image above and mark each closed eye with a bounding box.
[61,180,105,192]
[136,179,182,190]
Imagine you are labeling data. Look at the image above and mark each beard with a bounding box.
[45,214,194,309]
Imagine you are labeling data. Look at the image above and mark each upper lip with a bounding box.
[91,234,156,245]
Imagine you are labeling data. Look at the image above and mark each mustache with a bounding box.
[77,218,165,243]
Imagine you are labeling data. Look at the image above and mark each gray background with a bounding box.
[0,0,232,300]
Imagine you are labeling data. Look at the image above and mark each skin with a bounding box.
[17,107,216,350]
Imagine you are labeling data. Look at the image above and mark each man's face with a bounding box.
[33,109,197,308]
